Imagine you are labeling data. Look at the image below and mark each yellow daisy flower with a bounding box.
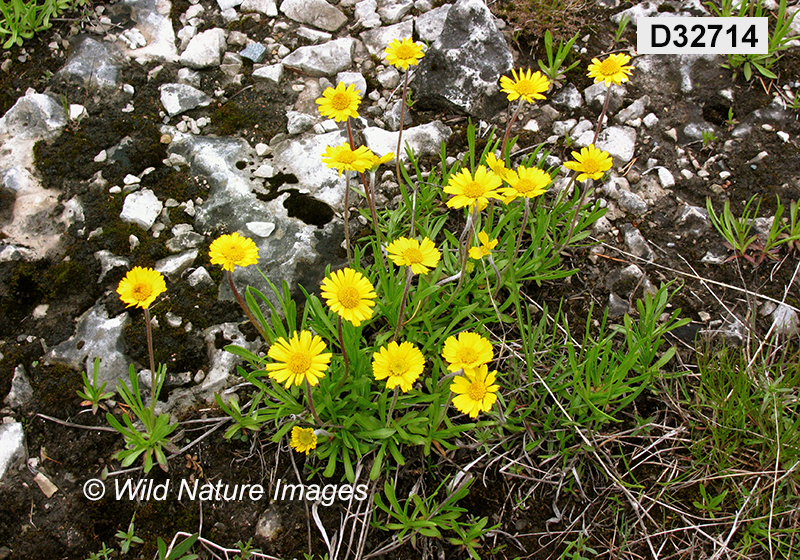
[290,426,318,454]
[444,166,502,211]
[587,53,635,86]
[563,144,614,182]
[316,82,361,122]
[386,237,441,275]
[500,165,552,202]
[209,232,260,272]
[499,68,550,103]
[442,331,493,373]
[117,267,167,309]
[372,341,425,392]
[468,231,498,260]
[367,150,395,171]
[450,364,500,418]
[384,37,425,71]
[485,152,509,182]
[322,143,375,176]
[266,331,332,388]
[320,267,377,326]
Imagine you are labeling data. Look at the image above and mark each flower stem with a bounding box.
[512,197,531,263]
[227,270,269,342]
[500,99,524,159]
[144,308,157,410]
[395,70,409,186]
[346,119,386,270]
[385,386,399,427]
[593,84,612,145]
[392,266,414,342]
[344,173,352,265]
[337,315,350,379]
[305,380,324,426]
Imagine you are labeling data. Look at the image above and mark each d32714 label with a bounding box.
[637,17,768,54]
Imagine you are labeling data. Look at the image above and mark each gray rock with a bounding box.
[296,27,332,43]
[120,189,163,230]
[622,224,654,261]
[360,20,413,57]
[180,28,226,69]
[246,221,276,237]
[362,121,452,161]
[616,95,649,124]
[155,249,198,280]
[336,72,367,99]
[55,37,125,92]
[256,507,282,540]
[94,250,130,282]
[167,228,205,252]
[385,100,414,131]
[618,190,648,216]
[271,130,350,211]
[159,83,212,117]
[657,167,675,188]
[240,42,267,63]
[584,82,626,114]
[166,130,346,308]
[46,303,133,392]
[119,0,179,62]
[551,83,583,111]
[188,266,214,288]
[355,0,382,28]
[414,0,513,119]
[674,205,709,238]
[378,0,414,23]
[217,0,243,9]
[252,63,283,84]
[280,0,347,31]
[241,0,278,15]
[0,91,66,141]
[377,66,400,89]
[281,37,355,76]
[3,365,33,409]
[0,423,24,480]
[772,304,800,337]
[286,111,316,135]
[200,323,263,393]
[593,126,637,165]
[415,3,450,42]
[608,292,630,318]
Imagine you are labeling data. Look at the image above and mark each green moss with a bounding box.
[46,260,88,297]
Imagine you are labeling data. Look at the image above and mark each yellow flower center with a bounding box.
[395,45,416,60]
[388,359,408,376]
[132,283,153,301]
[457,347,478,365]
[337,286,361,309]
[287,352,311,375]
[337,150,356,164]
[298,431,315,445]
[223,245,246,263]
[513,79,536,95]
[331,92,352,111]
[515,178,534,193]
[581,158,600,175]
[467,379,487,401]
[463,181,485,198]
[403,247,423,263]
[599,58,622,76]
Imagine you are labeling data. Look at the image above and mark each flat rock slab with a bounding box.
[281,37,355,76]
[280,0,347,31]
